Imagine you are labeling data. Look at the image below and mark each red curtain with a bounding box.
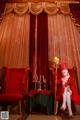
[29,14,35,69]
[37,13,49,89]
[0,3,6,19]
[29,14,36,90]
[29,13,49,90]
[69,4,80,92]
[69,3,80,25]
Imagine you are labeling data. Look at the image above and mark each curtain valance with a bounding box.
[4,2,70,15]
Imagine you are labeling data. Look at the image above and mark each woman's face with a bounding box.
[62,69,68,77]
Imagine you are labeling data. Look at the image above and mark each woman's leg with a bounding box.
[61,89,67,110]
[66,91,73,116]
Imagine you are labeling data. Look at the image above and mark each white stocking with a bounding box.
[61,88,67,110]
[66,91,73,116]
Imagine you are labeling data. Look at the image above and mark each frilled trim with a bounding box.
[4,2,70,15]
[2,2,80,31]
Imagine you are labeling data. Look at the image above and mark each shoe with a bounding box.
[60,105,66,111]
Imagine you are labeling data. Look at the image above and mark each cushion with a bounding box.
[0,94,23,101]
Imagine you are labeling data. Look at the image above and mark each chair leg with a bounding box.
[19,101,22,115]
[0,105,2,111]
[7,105,10,113]
[54,101,59,115]
[19,100,23,120]
[19,100,27,120]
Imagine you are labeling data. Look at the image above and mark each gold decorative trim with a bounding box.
[14,3,29,15]
[4,2,72,15]
[4,0,80,3]
[44,2,59,15]
[29,2,43,15]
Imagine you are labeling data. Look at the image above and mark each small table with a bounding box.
[28,90,53,114]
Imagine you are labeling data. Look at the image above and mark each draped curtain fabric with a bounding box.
[0,3,6,18]
[69,4,80,26]
[48,14,80,91]
[29,14,36,90]
[29,13,49,90]
[29,14,35,71]
[0,13,30,68]
[37,13,49,88]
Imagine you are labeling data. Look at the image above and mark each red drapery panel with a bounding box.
[29,14,36,90]
[29,14,35,67]
[0,3,6,19]
[69,3,80,25]
[37,13,49,88]
[29,13,35,69]
[29,13,49,90]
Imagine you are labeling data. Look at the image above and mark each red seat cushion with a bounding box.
[29,90,52,97]
[0,93,23,101]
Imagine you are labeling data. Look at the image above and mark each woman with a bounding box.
[58,63,80,117]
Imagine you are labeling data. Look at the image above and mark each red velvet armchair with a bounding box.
[0,67,30,118]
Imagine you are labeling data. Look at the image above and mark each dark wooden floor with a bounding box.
[26,114,80,120]
[2,114,80,120]
[26,115,62,120]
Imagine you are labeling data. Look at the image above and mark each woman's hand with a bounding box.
[67,86,72,95]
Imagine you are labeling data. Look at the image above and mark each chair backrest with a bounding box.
[0,67,6,93]
[5,68,26,94]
